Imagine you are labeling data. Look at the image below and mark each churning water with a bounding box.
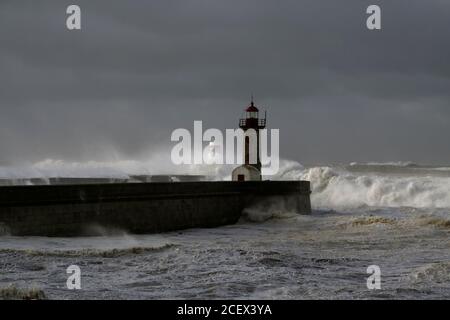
[0,161,449,299]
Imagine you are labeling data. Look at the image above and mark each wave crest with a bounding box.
[275,161,450,210]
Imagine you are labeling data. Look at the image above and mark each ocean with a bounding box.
[1,161,449,299]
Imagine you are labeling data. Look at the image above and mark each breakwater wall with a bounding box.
[0,181,311,236]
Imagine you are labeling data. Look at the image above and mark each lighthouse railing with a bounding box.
[239,118,266,128]
[258,118,266,127]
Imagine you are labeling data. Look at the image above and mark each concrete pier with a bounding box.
[0,181,311,236]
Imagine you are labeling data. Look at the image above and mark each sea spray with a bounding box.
[242,196,299,222]
[273,161,450,210]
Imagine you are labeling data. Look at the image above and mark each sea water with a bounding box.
[0,161,449,299]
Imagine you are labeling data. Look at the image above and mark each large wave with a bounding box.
[275,160,450,210]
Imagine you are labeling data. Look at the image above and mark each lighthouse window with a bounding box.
[248,111,258,119]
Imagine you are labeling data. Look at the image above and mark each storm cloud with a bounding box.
[1,0,449,166]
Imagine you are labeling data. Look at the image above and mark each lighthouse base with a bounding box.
[232,165,261,181]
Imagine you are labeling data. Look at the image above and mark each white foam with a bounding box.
[275,161,450,210]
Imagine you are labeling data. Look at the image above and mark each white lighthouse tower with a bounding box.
[232,98,266,181]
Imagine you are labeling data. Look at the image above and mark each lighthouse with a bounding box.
[232,98,267,181]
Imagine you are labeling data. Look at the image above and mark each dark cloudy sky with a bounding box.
[1,0,449,166]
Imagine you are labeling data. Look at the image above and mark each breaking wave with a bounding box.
[242,204,299,222]
[0,157,230,183]
[275,161,450,210]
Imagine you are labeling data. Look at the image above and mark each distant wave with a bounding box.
[349,161,418,167]
[0,159,144,179]
[0,158,228,181]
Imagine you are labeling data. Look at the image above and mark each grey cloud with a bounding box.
[0,0,449,165]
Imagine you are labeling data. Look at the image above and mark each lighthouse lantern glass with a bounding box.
[247,111,258,119]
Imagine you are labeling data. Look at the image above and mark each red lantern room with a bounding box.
[239,98,266,130]
[246,102,259,118]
